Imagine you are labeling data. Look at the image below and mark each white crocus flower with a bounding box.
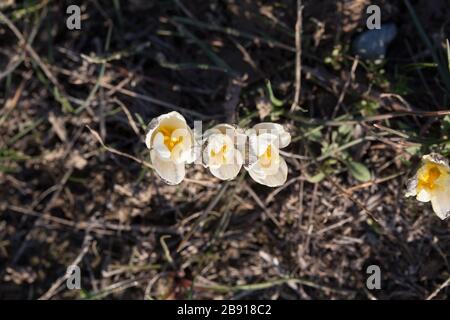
[203,124,244,180]
[145,111,195,185]
[245,123,291,187]
[406,153,450,220]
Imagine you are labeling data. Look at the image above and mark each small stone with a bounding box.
[353,23,397,60]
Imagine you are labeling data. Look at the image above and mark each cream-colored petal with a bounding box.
[172,127,191,142]
[209,150,243,180]
[423,153,449,168]
[405,176,418,197]
[158,111,188,129]
[248,156,288,187]
[203,133,236,168]
[416,189,431,202]
[430,189,450,220]
[247,133,278,170]
[210,134,229,152]
[249,149,280,177]
[152,132,171,159]
[170,142,187,163]
[145,117,161,149]
[150,150,185,185]
[253,122,291,148]
[247,165,265,184]
[263,147,280,175]
[186,143,200,164]
[203,150,220,169]
[204,123,236,139]
[171,127,193,163]
[255,133,278,155]
[145,111,188,149]
[210,163,241,180]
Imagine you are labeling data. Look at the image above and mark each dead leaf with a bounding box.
[48,112,67,142]
[67,150,87,170]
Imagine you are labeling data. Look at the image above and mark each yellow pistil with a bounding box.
[417,163,444,192]
[259,145,272,167]
[159,126,183,151]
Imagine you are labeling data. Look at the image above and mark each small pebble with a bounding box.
[353,23,398,60]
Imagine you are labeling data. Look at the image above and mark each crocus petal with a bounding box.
[250,149,280,177]
[248,156,288,187]
[416,189,431,202]
[150,150,185,185]
[153,132,171,159]
[405,153,450,220]
[254,133,278,155]
[252,122,291,149]
[204,123,236,140]
[431,188,450,220]
[423,153,449,168]
[170,142,187,163]
[405,175,418,197]
[210,150,243,180]
[246,133,278,170]
[145,111,187,149]
[146,111,197,171]
[158,111,189,129]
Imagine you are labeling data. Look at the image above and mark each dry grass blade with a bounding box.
[87,125,153,170]
[290,0,303,112]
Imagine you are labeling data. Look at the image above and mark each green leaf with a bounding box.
[306,171,325,183]
[406,145,421,155]
[53,87,74,113]
[265,80,283,107]
[446,39,450,75]
[134,112,147,132]
[347,160,371,182]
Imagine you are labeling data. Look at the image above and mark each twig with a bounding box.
[87,125,153,170]
[173,16,295,53]
[176,181,230,252]
[113,98,142,137]
[88,126,212,187]
[7,205,178,235]
[427,276,450,300]
[98,82,210,120]
[345,171,406,194]
[0,11,60,90]
[196,277,354,296]
[39,233,93,300]
[290,0,303,111]
[331,57,358,119]
[174,0,195,19]
[290,110,450,126]
[243,183,282,229]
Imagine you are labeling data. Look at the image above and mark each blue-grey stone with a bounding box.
[353,23,397,60]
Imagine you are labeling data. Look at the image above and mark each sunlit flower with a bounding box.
[202,124,244,180]
[145,111,196,185]
[406,153,450,220]
[245,123,291,187]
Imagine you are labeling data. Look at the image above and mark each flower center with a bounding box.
[259,145,272,167]
[159,126,184,151]
[211,143,228,163]
[418,164,442,191]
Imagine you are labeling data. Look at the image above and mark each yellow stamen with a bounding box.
[158,126,183,151]
[211,143,228,163]
[417,163,443,192]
